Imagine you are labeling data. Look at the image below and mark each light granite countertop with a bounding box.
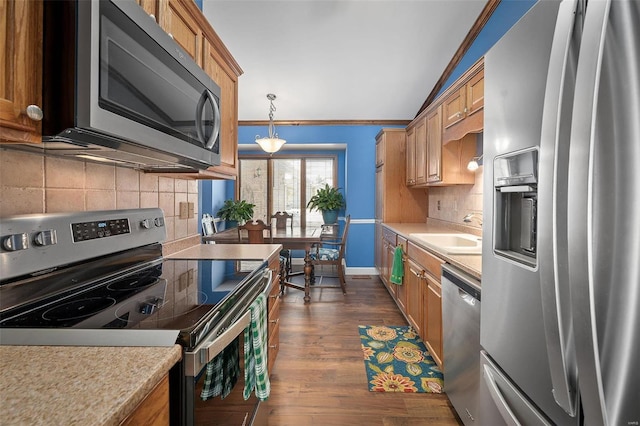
[383,222,482,280]
[166,243,282,260]
[0,345,182,425]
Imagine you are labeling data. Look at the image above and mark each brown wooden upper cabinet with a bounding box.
[405,117,427,187]
[442,60,484,143]
[405,57,483,187]
[405,127,416,186]
[0,0,43,144]
[426,105,442,183]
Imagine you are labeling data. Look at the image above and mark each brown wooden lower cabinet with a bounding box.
[425,274,443,367]
[405,258,424,337]
[377,228,445,370]
[120,374,170,426]
[267,255,281,373]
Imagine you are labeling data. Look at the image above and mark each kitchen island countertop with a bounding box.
[383,222,482,280]
[0,345,182,425]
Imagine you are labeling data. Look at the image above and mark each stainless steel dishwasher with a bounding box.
[442,264,481,425]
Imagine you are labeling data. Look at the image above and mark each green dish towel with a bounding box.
[390,246,404,285]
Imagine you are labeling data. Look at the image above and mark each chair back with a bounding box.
[271,211,293,229]
[338,215,351,258]
[201,214,216,244]
[238,219,271,244]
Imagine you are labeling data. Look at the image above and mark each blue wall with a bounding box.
[199,0,536,269]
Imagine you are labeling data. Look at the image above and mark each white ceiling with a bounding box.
[202,1,488,122]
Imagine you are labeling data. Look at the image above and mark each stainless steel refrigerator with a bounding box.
[481,0,639,424]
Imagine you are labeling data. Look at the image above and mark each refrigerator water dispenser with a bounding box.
[493,149,538,267]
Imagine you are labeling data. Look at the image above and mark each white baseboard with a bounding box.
[345,267,378,276]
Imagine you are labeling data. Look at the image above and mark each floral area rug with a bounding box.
[358,325,443,393]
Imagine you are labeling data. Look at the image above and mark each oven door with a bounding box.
[173,267,273,426]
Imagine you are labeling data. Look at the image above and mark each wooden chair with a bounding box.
[237,219,271,243]
[271,212,294,281]
[201,213,217,244]
[309,215,350,295]
[271,211,293,229]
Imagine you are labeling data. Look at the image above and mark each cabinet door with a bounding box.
[405,258,423,336]
[375,166,384,221]
[159,0,202,64]
[414,117,427,186]
[443,86,466,129]
[137,0,159,18]
[426,105,442,183]
[0,0,42,143]
[375,135,385,167]
[466,69,484,117]
[203,38,238,176]
[405,127,416,186]
[425,275,443,368]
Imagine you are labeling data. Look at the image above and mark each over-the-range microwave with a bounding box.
[10,0,221,171]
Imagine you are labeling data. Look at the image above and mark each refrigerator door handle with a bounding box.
[537,0,580,416]
[568,0,640,424]
[483,364,521,426]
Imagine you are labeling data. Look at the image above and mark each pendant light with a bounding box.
[255,94,286,153]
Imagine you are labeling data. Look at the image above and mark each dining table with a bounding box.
[203,224,338,303]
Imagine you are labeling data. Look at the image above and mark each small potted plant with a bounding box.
[306,184,346,224]
[216,199,255,228]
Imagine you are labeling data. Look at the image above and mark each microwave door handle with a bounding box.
[196,89,221,150]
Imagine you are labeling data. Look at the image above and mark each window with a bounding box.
[239,156,337,227]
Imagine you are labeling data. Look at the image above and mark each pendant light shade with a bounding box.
[255,94,286,153]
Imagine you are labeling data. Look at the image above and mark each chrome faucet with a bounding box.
[463,212,483,226]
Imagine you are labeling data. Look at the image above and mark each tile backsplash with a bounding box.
[0,149,199,245]
[427,166,483,229]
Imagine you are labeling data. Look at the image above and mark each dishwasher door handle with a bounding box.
[459,289,478,306]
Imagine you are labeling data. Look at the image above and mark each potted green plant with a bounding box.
[216,199,255,228]
[306,184,346,224]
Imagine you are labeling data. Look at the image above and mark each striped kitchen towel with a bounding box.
[200,338,240,400]
[243,293,270,401]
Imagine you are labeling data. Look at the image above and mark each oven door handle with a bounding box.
[183,309,251,377]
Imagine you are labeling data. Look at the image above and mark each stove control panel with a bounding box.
[0,208,166,282]
[72,218,130,242]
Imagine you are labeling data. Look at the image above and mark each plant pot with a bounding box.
[226,220,238,230]
[322,210,339,225]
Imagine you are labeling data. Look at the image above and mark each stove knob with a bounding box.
[2,233,29,251]
[154,217,164,227]
[34,229,57,247]
[140,219,152,229]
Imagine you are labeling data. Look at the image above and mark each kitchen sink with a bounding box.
[409,233,482,255]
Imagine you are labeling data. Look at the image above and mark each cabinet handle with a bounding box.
[269,318,279,325]
[464,107,468,113]
[149,13,156,21]
[24,105,43,121]
[269,293,279,299]
[409,268,424,278]
[168,33,174,39]
[269,344,278,349]
[456,111,463,118]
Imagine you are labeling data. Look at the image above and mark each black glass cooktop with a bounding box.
[0,257,267,348]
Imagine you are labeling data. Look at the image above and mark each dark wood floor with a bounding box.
[267,273,462,425]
